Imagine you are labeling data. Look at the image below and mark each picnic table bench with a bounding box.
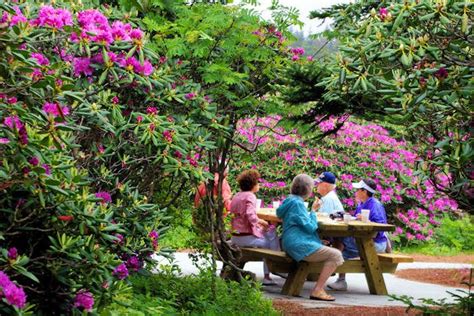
[243,208,414,297]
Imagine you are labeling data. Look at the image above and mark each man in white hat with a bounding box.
[328,178,388,291]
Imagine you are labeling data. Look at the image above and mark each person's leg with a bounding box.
[303,246,344,299]
[328,237,358,290]
[231,235,273,281]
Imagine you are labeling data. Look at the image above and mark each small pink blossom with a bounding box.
[95,191,111,204]
[184,92,196,100]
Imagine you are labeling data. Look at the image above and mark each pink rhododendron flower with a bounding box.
[95,191,111,204]
[184,92,196,100]
[31,52,50,66]
[10,6,27,26]
[126,256,141,272]
[379,7,388,20]
[3,116,23,130]
[113,263,129,280]
[7,248,18,260]
[73,57,93,77]
[146,107,158,115]
[130,29,143,40]
[74,290,94,312]
[111,21,132,41]
[149,230,159,249]
[0,138,10,144]
[163,130,173,142]
[0,271,27,309]
[42,164,51,175]
[42,102,70,117]
[29,157,40,166]
[33,6,73,29]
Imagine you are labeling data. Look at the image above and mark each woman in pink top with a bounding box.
[230,170,280,285]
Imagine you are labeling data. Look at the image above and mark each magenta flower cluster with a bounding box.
[95,191,112,204]
[126,256,142,272]
[32,5,73,29]
[42,102,70,117]
[73,290,94,312]
[3,115,28,145]
[0,271,27,309]
[6,6,155,78]
[290,47,305,61]
[148,230,159,249]
[113,263,129,280]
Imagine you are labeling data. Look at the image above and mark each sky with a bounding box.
[234,0,352,35]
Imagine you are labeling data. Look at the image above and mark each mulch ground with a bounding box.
[395,268,471,289]
[272,299,421,315]
[409,253,473,263]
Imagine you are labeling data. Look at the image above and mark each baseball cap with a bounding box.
[352,179,376,193]
[315,171,336,184]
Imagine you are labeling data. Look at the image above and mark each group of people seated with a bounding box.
[194,169,388,302]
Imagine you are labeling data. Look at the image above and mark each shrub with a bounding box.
[233,116,460,246]
[102,266,279,316]
[0,2,211,313]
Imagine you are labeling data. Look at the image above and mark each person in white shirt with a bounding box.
[311,171,344,214]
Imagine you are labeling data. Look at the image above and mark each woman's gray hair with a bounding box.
[290,174,314,199]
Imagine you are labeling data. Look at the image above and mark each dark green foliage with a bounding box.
[102,269,280,315]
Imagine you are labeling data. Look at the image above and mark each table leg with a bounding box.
[355,236,388,295]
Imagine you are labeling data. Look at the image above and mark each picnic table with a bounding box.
[242,207,412,296]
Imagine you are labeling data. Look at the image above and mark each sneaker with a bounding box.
[273,272,288,279]
[327,279,347,291]
[262,278,277,286]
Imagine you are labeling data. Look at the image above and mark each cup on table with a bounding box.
[343,214,351,223]
[272,201,281,209]
[361,209,370,222]
[256,199,262,211]
[304,202,309,209]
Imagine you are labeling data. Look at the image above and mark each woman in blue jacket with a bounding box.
[277,174,343,301]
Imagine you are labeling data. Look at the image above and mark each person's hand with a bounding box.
[258,219,269,229]
[356,214,362,220]
[312,198,321,211]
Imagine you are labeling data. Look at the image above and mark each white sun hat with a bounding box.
[352,180,376,194]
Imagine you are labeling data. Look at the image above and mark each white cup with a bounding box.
[304,202,309,209]
[361,209,370,222]
[343,214,351,223]
[272,201,280,209]
[256,199,262,211]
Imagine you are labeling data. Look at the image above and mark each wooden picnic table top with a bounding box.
[257,207,395,233]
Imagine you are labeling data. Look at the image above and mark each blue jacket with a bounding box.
[276,195,322,262]
[354,197,387,243]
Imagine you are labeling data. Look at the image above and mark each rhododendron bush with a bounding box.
[233,116,459,246]
[0,2,212,313]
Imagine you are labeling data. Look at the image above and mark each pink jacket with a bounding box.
[194,174,232,213]
[230,191,263,238]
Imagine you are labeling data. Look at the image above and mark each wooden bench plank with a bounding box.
[377,253,414,263]
[240,247,413,267]
[240,248,293,263]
